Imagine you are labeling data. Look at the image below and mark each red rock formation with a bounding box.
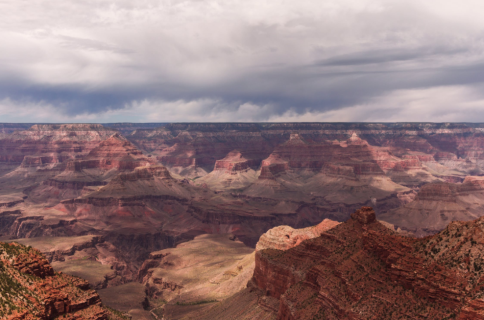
[131,125,276,176]
[0,124,116,167]
[7,122,484,314]
[24,133,159,203]
[381,177,484,236]
[258,133,394,179]
[213,151,259,173]
[123,123,484,185]
[251,206,484,319]
[20,156,59,168]
[0,242,125,320]
[416,181,459,201]
[0,124,120,192]
[460,176,484,192]
[322,163,356,178]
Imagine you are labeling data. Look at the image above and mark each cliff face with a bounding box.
[0,241,125,320]
[251,206,484,320]
[0,124,118,190]
[257,133,391,178]
[0,124,116,165]
[127,123,484,177]
[213,151,260,173]
[4,122,484,247]
[25,133,159,204]
[121,122,484,237]
[381,177,484,236]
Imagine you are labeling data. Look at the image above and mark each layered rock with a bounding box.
[54,133,156,176]
[195,151,261,190]
[257,133,394,180]
[125,123,484,182]
[0,124,116,166]
[132,125,276,179]
[6,122,484,319]
[255,219,340,251]
[381,177,484,236]
[0,124,118,192]
[0,242,126,320]
[213,151,259,173]
[26,134,159,203]
[251,206,484,319]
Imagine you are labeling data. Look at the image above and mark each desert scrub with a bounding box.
[175,299,218,306]
[105,305,131,320]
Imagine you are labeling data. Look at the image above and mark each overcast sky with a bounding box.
[2,0,484,122]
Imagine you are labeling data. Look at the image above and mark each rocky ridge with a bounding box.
[251,206,484,319]
[0,241,127,320]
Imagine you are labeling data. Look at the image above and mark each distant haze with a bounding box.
[2,0,484,122]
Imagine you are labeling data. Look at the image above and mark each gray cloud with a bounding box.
[1,0,484,122]
[315,46,468,67]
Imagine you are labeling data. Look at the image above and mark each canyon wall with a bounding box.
[251,207,484,319]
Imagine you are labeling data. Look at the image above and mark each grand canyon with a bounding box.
[3,122,484,319]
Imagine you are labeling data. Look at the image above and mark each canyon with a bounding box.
[2,122,484,318]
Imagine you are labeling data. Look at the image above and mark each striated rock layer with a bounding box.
[381,176,484,236]
[0,241,126,320]
[0,124,116,166]
[251,206,484,319]
[0,124,118,190]
[7,122,484,317]
[255,219,340,251]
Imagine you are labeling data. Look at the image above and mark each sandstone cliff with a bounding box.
[255,219,340,251]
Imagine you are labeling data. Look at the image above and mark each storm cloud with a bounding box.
[1,0,484,122]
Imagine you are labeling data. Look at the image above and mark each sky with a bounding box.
[2,0,484,122]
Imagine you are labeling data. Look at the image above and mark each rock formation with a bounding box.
[381,176,484,236]
[251,206,484,319]
[0,241,126,320]
[255,219,340,251]
[5,123,484,319]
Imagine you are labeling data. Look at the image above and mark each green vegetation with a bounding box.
[0,243,40,317]
[175,299,218,306]
[104,305,131,320]
[1,242,34,258]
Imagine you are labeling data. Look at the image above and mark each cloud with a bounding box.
[4,84,484,123]
[1,0,484,122]
[268,85,484,122]
[315,46,467,67]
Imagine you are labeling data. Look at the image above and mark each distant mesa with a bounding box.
[213,150,258,173]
